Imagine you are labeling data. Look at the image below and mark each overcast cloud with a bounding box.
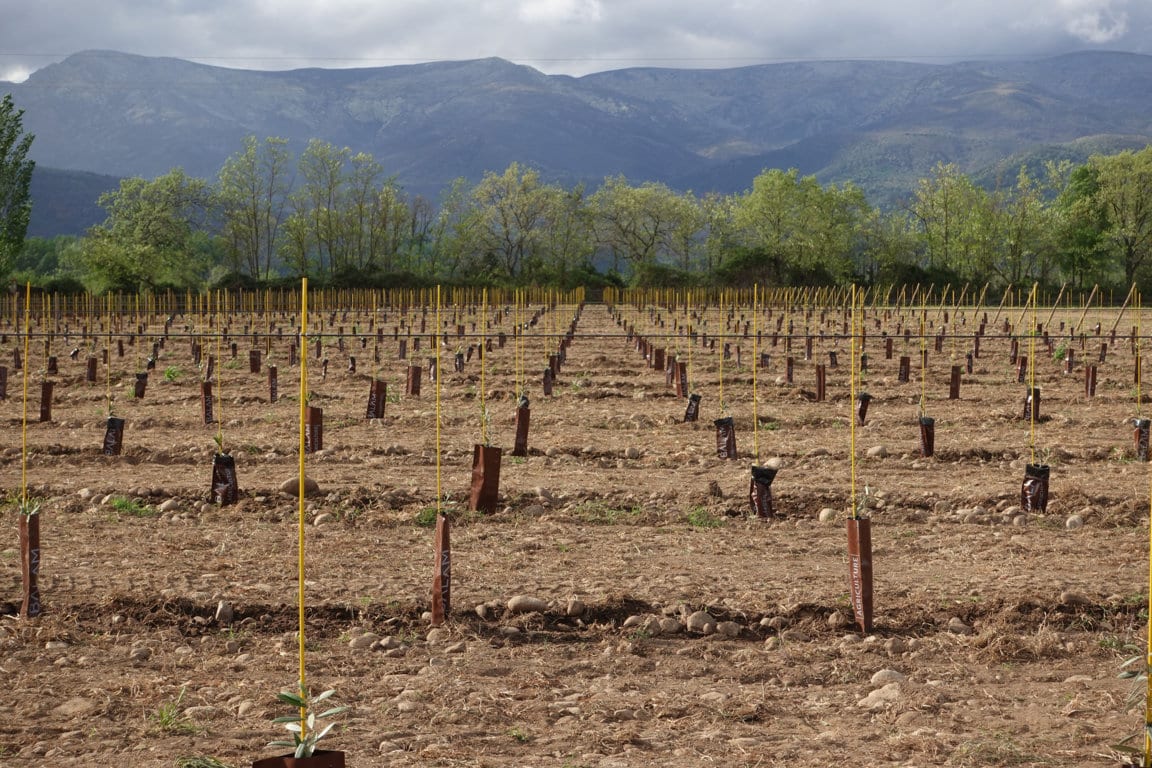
[2,0,1150,82]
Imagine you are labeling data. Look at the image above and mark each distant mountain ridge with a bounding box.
[7,50,1152,236]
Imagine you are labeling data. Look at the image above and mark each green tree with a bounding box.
[457,163,556,282]
[730,168,863,284]
[0,94,35,280]
[589,175,700,278]
[1055,163,1114,289]
[218,136,292,281]
[907,162,988,281]
[1090,147,1152,286]
[287,139,351,278]
[77,169,216,292]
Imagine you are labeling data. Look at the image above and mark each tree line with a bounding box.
[3,103,1152,295]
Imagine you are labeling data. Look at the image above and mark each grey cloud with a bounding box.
[1,0,1150,83]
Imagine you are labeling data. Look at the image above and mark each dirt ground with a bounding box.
[2,298,1152,767]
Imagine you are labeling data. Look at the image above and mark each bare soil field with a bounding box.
[2,297,1151,767]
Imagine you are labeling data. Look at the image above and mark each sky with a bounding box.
[1,0,1149,82]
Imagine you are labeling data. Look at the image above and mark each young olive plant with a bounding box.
[269,685,347,759]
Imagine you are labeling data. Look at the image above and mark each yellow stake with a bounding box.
[296,277,309,737]
[1028,283,1038,465]
[481,288,488,446]
[849,285,858,518]
[21,283,31,506]
[436,286,442,512]
[752,284,759,462]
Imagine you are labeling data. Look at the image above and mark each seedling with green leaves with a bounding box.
[270,684,347,759]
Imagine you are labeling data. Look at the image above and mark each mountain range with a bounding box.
[6,49,1152,237]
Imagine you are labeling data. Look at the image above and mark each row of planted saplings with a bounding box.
[9,304,587,630]
[618,304,1152,528]
[4,298,571,444]
[162,301,587,508]
[611,302,874,633]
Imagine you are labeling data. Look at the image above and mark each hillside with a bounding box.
[6,50,1152,235]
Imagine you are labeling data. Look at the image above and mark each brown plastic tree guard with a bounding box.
[134,372,148,399]
[20,514,41,618]
[846,518,874,633]
[949,366,961,399]
[469,444,502,513]
[406,365,422,396]
[856,392,872,425]
[714,417,737,460]
[815,364,826,402]
[200,382,215,424]
[919,416,935,457]
[268,366,278,403]
[39,381,53,422]
[430,514,451,626]
[211,452,239,505]
[0,366,7,400]
[748,466,778,518]
[898,356,910,383]
[85,356,97,383]
[1085,365,1098,397]
[1135,418,1151,462]
[249,349,261,373]
[1023,387,1041,421]
[1021,463,1050,513]
[684,393,701,423]
[366,379,386,419]
[512,397,530,457]
[304,406,323,453]
[102,417,125,456]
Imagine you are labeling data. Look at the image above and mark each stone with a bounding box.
[884,637,907,656]
[313,513,335,526]
[349,633,380,650]
[625,447,641,459]
[1059,591,1092,607]
[947,617,974,635]
[507,595,549,614]
[716,621,742,638]
[866,445,888,459]
[685,610,716,633]
[780,629,809,643]
[279,476,321,497]
[158,499,180,513]
[857,682,902,710]
[128,647,151,662]
[658,617,683,634]
[565,597,586,617]
[870,669,907,686]
[445,641,467,654]
[426,628,448,644]
[1065,515,1084,530]
[54,697,98,717]
[818,508,838,523]
[827,611,850,629]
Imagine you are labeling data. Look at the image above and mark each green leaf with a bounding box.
[314,689,336,702]
[271,715,304,724]
[276,692,307,707]
[317,705,348,719]
[311,722,336,742]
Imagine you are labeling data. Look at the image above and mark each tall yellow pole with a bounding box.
[297,277,309,731]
